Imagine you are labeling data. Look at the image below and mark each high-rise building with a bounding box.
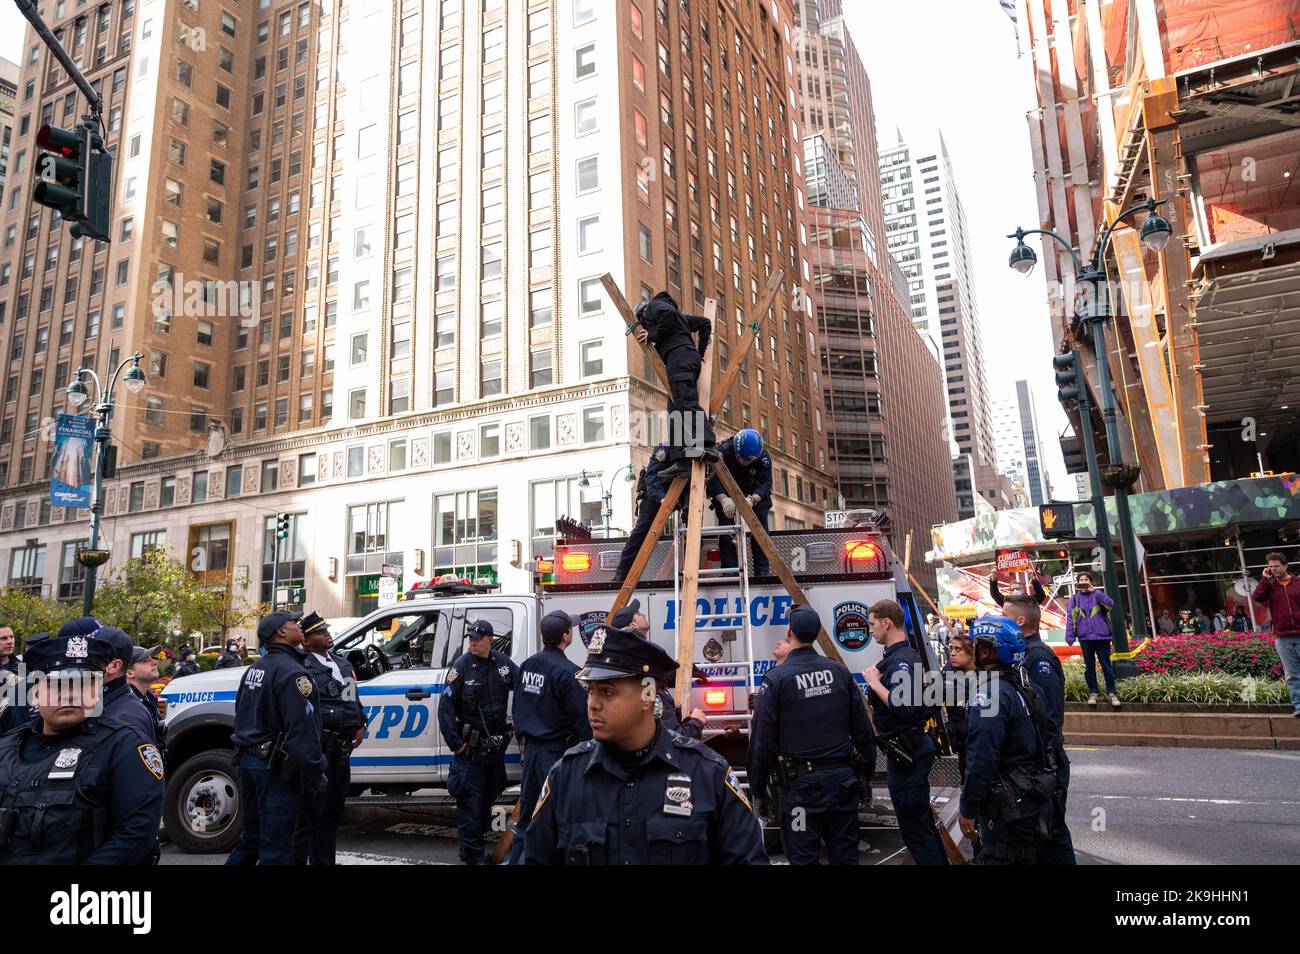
[0,58,17,193]
[880,130,1014,518]
[0,0,834,622]
[795,0,955,589]
[993,379,1051,507]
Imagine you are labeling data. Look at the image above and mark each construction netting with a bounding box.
[1193,129,1300,245]
[1161,0,1299,74]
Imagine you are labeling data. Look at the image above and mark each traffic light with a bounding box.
[1053,351,1081,404]
[33,120,113,242]
[275,512,290,539]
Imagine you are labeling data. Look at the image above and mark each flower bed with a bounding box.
[1134,632,1283,680]
[1063,661,1289,705]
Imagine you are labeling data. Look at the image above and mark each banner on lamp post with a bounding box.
[50,413,95,508]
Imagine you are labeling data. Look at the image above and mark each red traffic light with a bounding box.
[36,123,80,158]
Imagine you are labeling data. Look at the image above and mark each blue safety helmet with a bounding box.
[968,615,1026,666]
[735,429,763,463]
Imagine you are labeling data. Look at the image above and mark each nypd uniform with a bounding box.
[0,634,43,736]
[748,606,875,864]
[1022,633,1076,864]
[508,611,591,863]
[226,612,325,866]
[83,624,164,748]
[0,634,165,865]
[438,620,519,864]
[294,611,366,865]
[869,638,948,865]
[636,291,715,469]
[522,627,766,865]
[705,435,774,575]
[613,444,679,581]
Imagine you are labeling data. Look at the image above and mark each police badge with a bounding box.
[54,748,82,769]
[588,628,607,654]
[498,665,511,679]
[663,773,693,816]
[66,636,89,659]
[295,675,313,697]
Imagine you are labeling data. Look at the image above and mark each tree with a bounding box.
[0,587,78,646]
[91,548,214,647]
[190,571,267,644]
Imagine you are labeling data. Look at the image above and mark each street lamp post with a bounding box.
[65,353,147,615]
[1008,199,1172,648]
[578,465,639,538]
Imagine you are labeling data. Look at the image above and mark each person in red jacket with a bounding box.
[1251,551,1300,717]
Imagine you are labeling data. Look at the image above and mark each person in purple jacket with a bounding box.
[1065,571,1120,708]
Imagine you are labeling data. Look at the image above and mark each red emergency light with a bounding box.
[704,689,727,707]
[560,552,591,572]
[844,540,878,561]
[535,558,554,574]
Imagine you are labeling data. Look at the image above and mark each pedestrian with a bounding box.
[1231,606,1250,633]
[437,619,518,864]
[1194,608,1211,634]
[609,600,707,739]
[747,605,875,865]
[1156,609,1175,636]
[522,625,766,864]
[126,646,166,753]
[293,611,365,865]
[958,616,1058,865]
[1251,552,1300,718]
[173,645,200,679]
[225,612,325,866]
[1003,596,1076,864]
[0,633,43,736]
[612,443,680,581]
[1176,609,1197,635]
[705,429,773,576]
[990,576,1048,607]
[0,626,18,674]
[863,599,948,865]
[214,638,245,669]
[0,631,164,864]
[1065,571,1119,708]
[1212,608,1228,633]
[633,290,717,476]
[943,630,975,778]
[508,610,591,864]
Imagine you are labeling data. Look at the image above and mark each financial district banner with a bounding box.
[50,413,95,508]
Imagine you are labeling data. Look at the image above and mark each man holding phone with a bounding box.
[1252,552,1300,717]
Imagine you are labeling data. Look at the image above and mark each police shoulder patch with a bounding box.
[724,768,752,811]
[295,674,313,698]
[1036,660,1053,675]
[137,743,164,780]
[447,667,460,683]
[971,690,991,710]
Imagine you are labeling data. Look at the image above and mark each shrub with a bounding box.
[1134,633,1283,680]
[1064,661,1288,705]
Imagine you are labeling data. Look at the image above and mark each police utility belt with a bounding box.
[461,726,508,760]
[248,735,301,783]
[985,765,1058,822]
[321,728,359,756]
[877,725,928,768]
[775,756,853,787]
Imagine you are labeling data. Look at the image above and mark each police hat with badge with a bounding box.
[299,611,330,637]
[24,630,115,676]
[577,625,678,686]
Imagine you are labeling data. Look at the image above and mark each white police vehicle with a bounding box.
[161,527,929,853]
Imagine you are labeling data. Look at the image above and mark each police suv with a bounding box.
[160,527,932,853]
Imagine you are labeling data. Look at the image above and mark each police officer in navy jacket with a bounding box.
[522,626,766,864]
[226,612,325,866]
[508,610,590,863]
[613,444,680,581]
[438,619,518,865]
[705,429,774,576]
[0,632,164,864]
[748,605,875,864]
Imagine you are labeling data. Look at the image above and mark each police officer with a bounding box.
[173,645,200,678]
[508,610,591,864]
[0,627,18,674]
[959,615,1058,865]
[609,600,706,739]
[705,429,773,576]
[863,599,948,865]
[126,645,166,755]
[522,625,766,864]
[226,612,325,866]
[0,632,164,864]
[293,611,366,865]
[613,443,681,581]
[438,618,518,865]
[633,290,716,476]
[1003,595,1076,864]
[214,638,245,669]
[748,606,874,864]
[70,620,162,747]
[0,633,42,736]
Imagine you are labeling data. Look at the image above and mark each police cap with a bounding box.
[58,616,103,640]
[130,645,161,665]
[467,619,495,639]
[788,605,822,641]
[608,599,642,629]
[256,611,302,642]
[24,633,115,675]
[95,626,135,667]
[540,610,574,645]
[577,626,677,685]
[299,610,330,636]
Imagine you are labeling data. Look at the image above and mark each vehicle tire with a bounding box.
[164,749,243,854]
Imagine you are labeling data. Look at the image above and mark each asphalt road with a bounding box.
[162,746,1300,865]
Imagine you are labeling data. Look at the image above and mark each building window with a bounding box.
[530,415,550,451]
[580,339,603,377]
[298,453,316,486]
[480,423,500,459]
[9,545,46,595]
[349,388,367,420]
[582,406,605,443]
[129,530,166,559]
[481,360,502,398]
[226,465,243,498]
[530,348,553,388]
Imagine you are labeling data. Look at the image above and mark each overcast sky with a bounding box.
[0,1,1077,501]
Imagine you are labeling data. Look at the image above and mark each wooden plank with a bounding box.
[708,269,785,416]
[600,273,669,390]
[673,460,708,702]
[605,476,688,622]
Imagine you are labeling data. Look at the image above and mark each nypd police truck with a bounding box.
[160,524,936,853]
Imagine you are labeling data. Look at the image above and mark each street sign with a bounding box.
[275,587,290,605]
[381,562,402,578]
[377,576,399,607]
[824,511,847,528]
[1040,502,1076,540]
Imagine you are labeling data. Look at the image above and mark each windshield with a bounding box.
[336,610,442,663]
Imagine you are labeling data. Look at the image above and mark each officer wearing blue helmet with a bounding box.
[522,626,766,864]
[748,605,875,864]
[438,618,518,865]
[705,428,773,576]
[0,631,165,864]
[508,610,591,864]
[959,615,1060,865]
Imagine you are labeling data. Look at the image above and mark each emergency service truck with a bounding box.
[160,524,939,853]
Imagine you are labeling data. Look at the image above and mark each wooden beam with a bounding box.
[605,476,688,622]
[600,273,669,390]
[673,460,708,703]
[708,269,784,416]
